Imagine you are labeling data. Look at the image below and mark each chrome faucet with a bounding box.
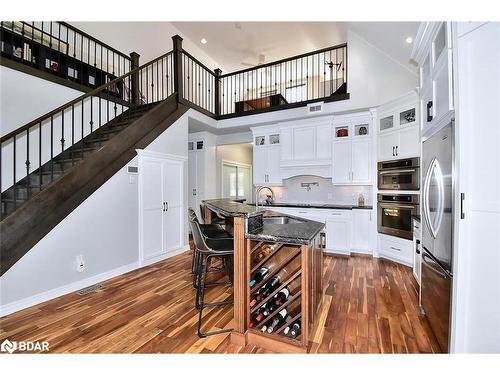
[255,186,275,210]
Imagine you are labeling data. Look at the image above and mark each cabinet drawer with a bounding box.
[378,235,413,265]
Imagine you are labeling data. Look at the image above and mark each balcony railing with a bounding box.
[218,44,348,118]
[0,21,132,89]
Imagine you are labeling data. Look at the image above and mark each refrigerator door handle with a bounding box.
[423,158,444,239]
[422,249,450,278]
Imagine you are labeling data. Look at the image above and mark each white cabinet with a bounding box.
[351,210,371,254]
[252,129,282,186]
[138,150,185,263]
[378,233,413,266]
[332,141,351,183]
[332,114,373,185]
[325,210,352,254]
[413,22,454,137]
[377,100,420,161]
[332,138,372,185]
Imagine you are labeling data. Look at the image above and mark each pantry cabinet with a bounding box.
[138,150,185,264]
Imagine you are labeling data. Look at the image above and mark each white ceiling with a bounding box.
[172,22,419,73]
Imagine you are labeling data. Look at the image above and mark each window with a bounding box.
[222,162,252,202]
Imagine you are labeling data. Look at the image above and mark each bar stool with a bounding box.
[189,218,234,338]
[188,208,233,283]
[200,204,225,226]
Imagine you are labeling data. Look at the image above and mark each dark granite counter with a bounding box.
[203,199,260,218]
[248,202,373,210]
[246,211,325,245]
[203,199,325,245]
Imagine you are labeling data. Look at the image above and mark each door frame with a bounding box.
[220,159,253,202]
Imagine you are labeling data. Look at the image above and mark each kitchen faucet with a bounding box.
[255,186,275,210]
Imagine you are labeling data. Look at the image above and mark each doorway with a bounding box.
[221,161,252,202]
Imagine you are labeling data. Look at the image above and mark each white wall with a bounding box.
[216,29,418,132]
[0,66,83,136]
[0,111,190,316]
[70,22,222,71]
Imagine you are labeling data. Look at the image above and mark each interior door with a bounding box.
[351,138,371,184]
[141,158,164,259]
[163,159,183,253]
[332,141,351,184]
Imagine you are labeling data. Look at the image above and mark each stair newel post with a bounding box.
[214,68,222,117]
[172,35,183,102]
[130,52,140,106]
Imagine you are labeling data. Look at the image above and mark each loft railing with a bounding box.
[0,21,132,89]
[217,43,348,118]
[0,51,174,197]
[1,34,349,197]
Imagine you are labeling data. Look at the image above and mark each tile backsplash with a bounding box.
[258,175,373,206]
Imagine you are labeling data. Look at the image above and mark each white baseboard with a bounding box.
[324,248,351,256]
[0,261,139,318]
[141,245,190,267]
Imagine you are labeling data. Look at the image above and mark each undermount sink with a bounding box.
[262,216,305,225]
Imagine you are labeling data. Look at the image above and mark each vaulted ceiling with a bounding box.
[172,22,419,73]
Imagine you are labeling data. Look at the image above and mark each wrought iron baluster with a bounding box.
[13,135,16,209]
[61,108,65,151]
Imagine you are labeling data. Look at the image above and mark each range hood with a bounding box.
[280,159,332,179]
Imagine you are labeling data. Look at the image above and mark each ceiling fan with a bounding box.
[241,53,266,67]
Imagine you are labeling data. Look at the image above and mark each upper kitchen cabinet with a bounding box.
[332,111,373,185]
[377,92,420,161]
[251,126,282,186]
[411,22,454,137]
[279,117,333,179]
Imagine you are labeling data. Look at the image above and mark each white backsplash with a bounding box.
[259,176,373,206]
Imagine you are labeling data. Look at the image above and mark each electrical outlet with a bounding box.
[75,255,85,273]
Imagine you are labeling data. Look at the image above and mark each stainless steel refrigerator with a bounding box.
[421,121,454,353]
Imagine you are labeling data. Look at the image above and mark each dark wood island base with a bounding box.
[203,200,325,353]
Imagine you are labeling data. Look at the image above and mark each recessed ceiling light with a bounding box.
[201,38,207,45]
[405,36,413,44]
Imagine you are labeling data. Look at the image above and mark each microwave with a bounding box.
[377,157,420,190]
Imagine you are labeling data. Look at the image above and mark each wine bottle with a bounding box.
[273,287,290,306]
[254,244,273,263]
[260,325,268,333]
[249,275,281,307]
[249,267,269,287]
[266,309,288,333]
[249,303,270,328]
[290,320,301,338]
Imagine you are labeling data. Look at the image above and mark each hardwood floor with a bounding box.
[0,250,441,354]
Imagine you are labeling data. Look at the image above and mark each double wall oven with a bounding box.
[377,157,420,240]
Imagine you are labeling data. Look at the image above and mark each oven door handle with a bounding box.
[378,169,417,175]
[379,203,417,209]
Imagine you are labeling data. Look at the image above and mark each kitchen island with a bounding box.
[202,199,325,353]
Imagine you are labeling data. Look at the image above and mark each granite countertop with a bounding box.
[246,210,325,245]
[249,202,373,210]
[203,199,261,218]
[203,199,325,245]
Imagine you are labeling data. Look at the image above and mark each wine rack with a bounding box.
[247,240,306,348]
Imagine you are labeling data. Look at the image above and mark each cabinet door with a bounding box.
[188,151,198,217]
[378,131,398,161]
[351,210,371,253]
[293,127,315,160]
[141,158,164,260]
[253,147,267,185]
[433,49,454,122]
[421,86,433,132]
[280,128,293,161]
[351,138,371,184]
[163,159,183,253]
[332,141,351,184]
[398,126,420,158]
[267,146,282,184]
[325,218,350,253]
[316,124,332,159]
